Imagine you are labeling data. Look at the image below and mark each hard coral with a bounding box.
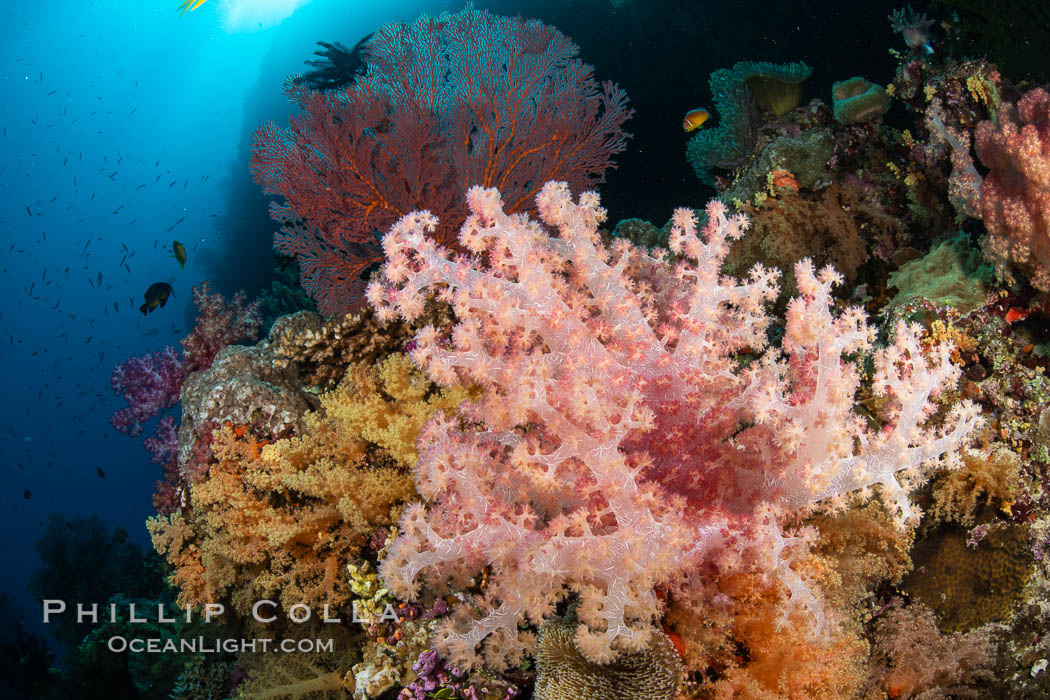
[534,608,683,700]
[371,182,978,671]
[270,302,451,391]
[177,343,318,473]
[904,523,1033,633]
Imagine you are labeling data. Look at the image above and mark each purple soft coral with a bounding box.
[400,650,518,700]
[109,346,185,437]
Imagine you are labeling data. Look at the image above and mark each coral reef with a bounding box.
[150,355,470,616]
[686,61,812,185]
[370,181,976,671]
[112,281,264,470]
[95,14,1050,698]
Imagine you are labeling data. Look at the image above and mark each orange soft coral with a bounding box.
[148,355,472,615]
[694,571,869,700]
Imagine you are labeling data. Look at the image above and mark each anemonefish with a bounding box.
[177,0,209,16]
[682,108,710,132]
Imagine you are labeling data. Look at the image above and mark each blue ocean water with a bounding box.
[0,0,445,646]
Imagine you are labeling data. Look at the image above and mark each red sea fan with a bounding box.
[251,6,631,315]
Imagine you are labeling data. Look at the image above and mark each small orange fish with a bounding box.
[682,108,710,132]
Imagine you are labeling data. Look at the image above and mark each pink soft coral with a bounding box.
[975,86,1050,290]
[370,182,979,670]
[179,281,262,372]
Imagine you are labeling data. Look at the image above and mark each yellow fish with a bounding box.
[178,0,209,16]
[171,240,187,269]
[682,108,710,132]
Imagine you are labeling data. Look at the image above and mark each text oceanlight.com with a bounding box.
[106,636,335,654]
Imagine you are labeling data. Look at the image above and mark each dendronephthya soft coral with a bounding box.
[368,182,980,670]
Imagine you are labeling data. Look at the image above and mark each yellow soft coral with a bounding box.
[321,353,474,467]
[233,626,361,699]
[929,442,1024,524]
[148,354,472,616]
